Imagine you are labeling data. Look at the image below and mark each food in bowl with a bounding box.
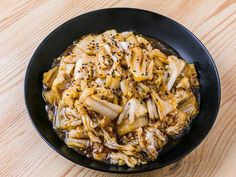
[42,29,199,167]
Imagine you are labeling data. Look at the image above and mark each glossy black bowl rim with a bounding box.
[24,7,221,173]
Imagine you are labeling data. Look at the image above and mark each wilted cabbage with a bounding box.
[126,47,154,82]
[178,94,198,116]
[85,95,123,119]
[136,127,167,160]
[82,114,101,143]
[65,138,88,148]
[43,66,59,88]
[165,110,189,135]
[43,90,57,105]
[102,128,137,153]
[109,152,139,167]
[116,116,148,136]
[167,55,186,91]
[182,63,199,87]
[42,29,200,168]
[117,98,147,124]
[151,91,177,120]
[146,98,159,119]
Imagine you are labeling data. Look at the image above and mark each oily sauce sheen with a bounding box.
[43,32,200,165]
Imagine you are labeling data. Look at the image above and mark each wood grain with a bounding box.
[0,0,236,176]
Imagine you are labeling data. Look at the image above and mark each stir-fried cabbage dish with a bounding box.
[42,30,199,167]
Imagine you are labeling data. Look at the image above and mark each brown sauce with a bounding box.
[44,34,200,163]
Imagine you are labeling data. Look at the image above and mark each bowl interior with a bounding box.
[25,8,220,173]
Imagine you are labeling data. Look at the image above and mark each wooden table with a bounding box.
[0,0,236,176]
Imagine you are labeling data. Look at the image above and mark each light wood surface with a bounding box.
[0,0,236,176]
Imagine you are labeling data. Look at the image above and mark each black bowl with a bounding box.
[24,8,221,173]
